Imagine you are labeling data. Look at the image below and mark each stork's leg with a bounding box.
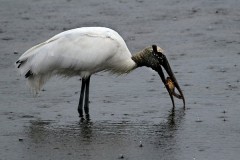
[78,78,86,118]
[84,76,91,120]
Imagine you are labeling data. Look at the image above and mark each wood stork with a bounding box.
[16,27,185,120]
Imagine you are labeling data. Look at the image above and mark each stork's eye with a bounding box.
[153,52,164,62]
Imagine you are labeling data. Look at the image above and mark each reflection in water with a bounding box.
[78,120,93,140]
[25,109,185,160]
[153,108,185,142]
[150,108,185,160]
[168,107,185,127]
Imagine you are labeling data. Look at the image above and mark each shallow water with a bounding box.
[0,0,240,159]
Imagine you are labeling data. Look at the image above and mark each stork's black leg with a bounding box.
[78,78,86,119]
[84,76,91,120]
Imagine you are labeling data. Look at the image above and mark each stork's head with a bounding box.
[132,45,185,108]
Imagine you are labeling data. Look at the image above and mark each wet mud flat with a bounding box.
[0,0,240,159]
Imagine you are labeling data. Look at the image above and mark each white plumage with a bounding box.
[16,27,136,92]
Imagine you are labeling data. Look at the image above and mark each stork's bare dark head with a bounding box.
[132,45,185,108]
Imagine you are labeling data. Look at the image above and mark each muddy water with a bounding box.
[0,0,240,159]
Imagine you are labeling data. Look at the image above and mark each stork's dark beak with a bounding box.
[152,45,185,109]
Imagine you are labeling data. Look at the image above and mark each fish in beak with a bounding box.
[152,45,185,109]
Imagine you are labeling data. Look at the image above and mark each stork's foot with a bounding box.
[79,114,90,122]
[85,114,90,121]
[79,116,85,122]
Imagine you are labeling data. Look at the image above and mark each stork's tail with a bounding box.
[15,58,52,94]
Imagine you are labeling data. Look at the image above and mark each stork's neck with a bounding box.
[131,48,151,68]
[109,48,151,75]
